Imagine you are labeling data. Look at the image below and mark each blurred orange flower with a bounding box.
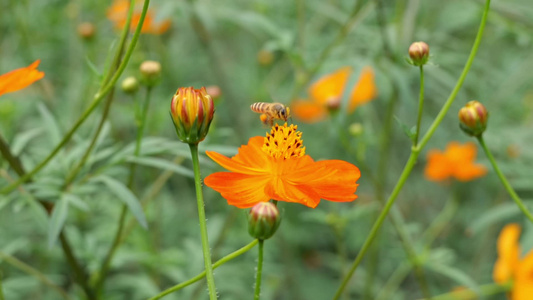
[291,66,377,123]
[204,123,361,208]
[0,60,44,97]
[424,141,487,182]
[107,0,171,35]
[494,224,533,300]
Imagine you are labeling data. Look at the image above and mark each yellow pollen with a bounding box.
[262,123,306,159]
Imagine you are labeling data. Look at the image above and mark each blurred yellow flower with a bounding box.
[291,66,377,123]
[107,0,171,35]
[494,224,533,300]
[424,142,487,182]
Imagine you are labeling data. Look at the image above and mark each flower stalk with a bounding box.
[414,65,425,146]
[477,136,533,223]
[149,240,258,300]
[254,240,265,300]
[189,143,218,300]
[332,0,491,298]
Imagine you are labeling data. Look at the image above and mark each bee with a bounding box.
[250,102,291,126]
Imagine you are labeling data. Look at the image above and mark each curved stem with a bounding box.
[148,240,258,300]
[414,66,425,146]
[94,86,154,293]
[477,136,533,223]
[254,240,265,300]
[333,152,419,300]
[332,1,491,298]
[416,0,491,152]
[0,0,150,195]
[0,251,72,300]
[189,144,217,300]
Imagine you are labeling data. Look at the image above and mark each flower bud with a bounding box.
[326,96,341,112]
[408,41,430,66]
[348,123,363,137]
[248,202,281,240]
[205,85,222,100]
[170,87,215,144]
[458,100,488,137]
[121,76,139,94]
[78,22,95,40]
[257,49,274,66]
[139,60,161,87]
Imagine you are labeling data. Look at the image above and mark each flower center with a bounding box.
[262,123,305,159]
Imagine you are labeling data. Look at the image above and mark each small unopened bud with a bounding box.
[458,100,488,137]
[408,41,430,66]
[121,76,139,94]
[205,85,222,100]
[248,202,281,240]
[326,96,341,112]
[170,87,215,144]
[348,123,363,136]
[257,49,274,66]
[78,22,95,39]
[140,60,161,87]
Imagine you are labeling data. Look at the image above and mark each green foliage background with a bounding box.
[1,0,533,299]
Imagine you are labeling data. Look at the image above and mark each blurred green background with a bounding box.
[1,0,533,299]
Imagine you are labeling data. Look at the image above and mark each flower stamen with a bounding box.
[262,123,305,159]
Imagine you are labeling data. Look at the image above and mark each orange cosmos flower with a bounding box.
[204,123,361,208]
[107,0,171,35]
[493,224,533,300]
[0,60,44,97]
[424,141,487,182]
[291,66,377,123]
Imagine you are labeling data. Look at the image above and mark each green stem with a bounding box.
[289,0,374,99]
[59,233,95,299]
[332,152,419,300]
[189,144,217,300]
[416,0,490,152]
[414,66,425,146]
[148,240,258,300]
[0,270,4,300]
[0,251,72,300]
[63,89,117,187]
[0,134,92,298]
[254,240,264,300]
[332,1,491,298]
[477,136,533,223]
[418,281,511,300]
[95,87,154,293]
[0,0,150,195]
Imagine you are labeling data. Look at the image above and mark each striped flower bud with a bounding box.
[408,41,430,66]
[458,100,488,137]
[170,87,215,144]
[248,202,281,240]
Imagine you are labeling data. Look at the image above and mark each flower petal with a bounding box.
[348,66,377,112]
[493,224,521,283]
[204,172,271,208]
[290,99,327,123]
[425,150,452,181]
[205,137,270,175]
[0,60,44,97]
[513,249,533,300]
[309,67,351,105]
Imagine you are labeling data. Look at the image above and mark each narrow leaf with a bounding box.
[94,176,148,229]
[48,196,69,248]
[126,156,194,178]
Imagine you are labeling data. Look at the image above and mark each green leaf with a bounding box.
[467,202,529,235]
[394,116,416,142]
[93,176,148,229]
[126,156,194,178]
[48,195,69,248]
[63,193,89,212]
[11,128,44,155]
[37,103,62,145]
[426,262,481,297]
